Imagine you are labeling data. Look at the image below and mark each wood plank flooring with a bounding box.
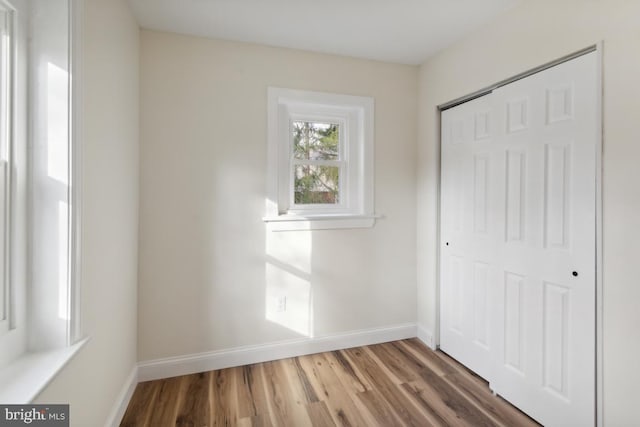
[121,339,539,426]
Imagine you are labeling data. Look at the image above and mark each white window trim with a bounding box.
[0,0,84,404]
[68,0,83,345]
[0,0,15,338]
[265,87,378,231]
[0,337,88,404]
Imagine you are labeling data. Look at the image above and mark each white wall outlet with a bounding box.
[276,296,287,313]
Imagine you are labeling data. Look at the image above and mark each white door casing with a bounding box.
[439,52,597,426]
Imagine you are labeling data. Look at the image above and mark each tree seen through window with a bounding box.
[292,121,340,204]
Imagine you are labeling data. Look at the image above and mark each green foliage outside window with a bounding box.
[292,121,340,204]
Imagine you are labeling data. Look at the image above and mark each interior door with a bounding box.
[440,94,498,382]
[439,51,597,426]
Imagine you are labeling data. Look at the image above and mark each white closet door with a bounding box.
[440,51,597,427]
[490,52,597,427]
[440,94,499,382]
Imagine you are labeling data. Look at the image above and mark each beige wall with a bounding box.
[34,0,139,425]
[417,1,640,424]
[138,31,418,360]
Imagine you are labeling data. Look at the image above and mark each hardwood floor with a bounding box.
[121,339,539,426]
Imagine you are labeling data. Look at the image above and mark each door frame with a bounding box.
[435,43,604,427]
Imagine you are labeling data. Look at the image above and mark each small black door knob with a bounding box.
[572,271,578,277]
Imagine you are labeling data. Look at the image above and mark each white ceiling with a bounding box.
[128,0,521,65]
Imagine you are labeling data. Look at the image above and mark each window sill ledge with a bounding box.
[263,214,380,231]
[0,337,89,403]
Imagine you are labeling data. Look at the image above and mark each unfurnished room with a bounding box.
[0,0,638,426]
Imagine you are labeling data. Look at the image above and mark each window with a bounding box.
[265,87,376,230]
[291,120,341,208]
[0,0,84,403]
[0,1,13,337]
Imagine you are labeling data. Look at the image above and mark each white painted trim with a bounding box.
[104,365,138,427]
[264,214,379,231]
[68,0,84,345]
[0,337,88,404]
[594,40,604,427]
[138,323,416,382]
[417,326,435,350]
[0,0,15,338]
[435,107,443,349]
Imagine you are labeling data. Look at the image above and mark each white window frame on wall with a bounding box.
[0,0,86,404]
[265,87,377,231]
[0,1,14,337]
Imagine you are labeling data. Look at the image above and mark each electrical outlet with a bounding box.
[276,296,287,313]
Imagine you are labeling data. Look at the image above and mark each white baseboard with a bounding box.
[104,365,138,427]
[417,325,436,350]
[138,323,417,382]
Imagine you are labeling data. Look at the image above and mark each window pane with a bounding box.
[0,8,9,323]
[294,165,339,204]
[0,9,9,161]
[292,121,339,161]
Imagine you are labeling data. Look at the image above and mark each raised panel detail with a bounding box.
[449,256,463,334]
[543,282,570,398]
[473,262,489,348]
[544,143,571,249]
[452,169,463,232]
[507,98,529,133]
[504,272,525,373]
[474,111,490,140]
[474,155,489,234]
[547,84,574,124]
[505,150,526,243]
[451,119,465,144]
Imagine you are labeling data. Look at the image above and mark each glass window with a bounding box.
[0,3,13,335]
[266,87,376,230]
[291,121,342,206]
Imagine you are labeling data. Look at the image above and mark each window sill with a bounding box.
[0,337,89,403]
[263,213,380,231]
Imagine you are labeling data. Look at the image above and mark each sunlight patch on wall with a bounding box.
[265,229,313,337]
[46,62,68,185]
